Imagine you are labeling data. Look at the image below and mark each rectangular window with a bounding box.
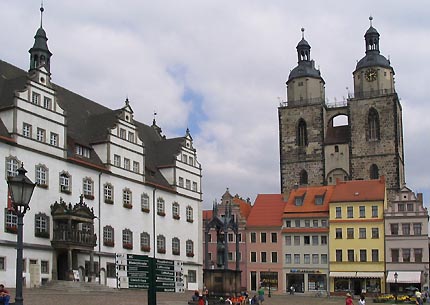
[372,249,379,262]
[336,207,341,218]
[41,260,49,274]
[185,179,191,190]
[312,235,318,245]
[182,154,188,163]
[228,252,233,261]
[312,254,319,264]
[348,249,354,262]
[360,249,367,262]
[359,206,365,218]
[321,236,327,245]
[32,92,40,104]
[0,257,5,270]
[402,248,411,262]
[192,182,198,192]
[372,228,379,239]
[228,233,234,242]
[250,252,257,263]
[372,206,378,217]
[304,220,310,227]
[271,252,278,263]
[392,249,399,262]
[359,228,366,239]
[178,177,184,187]
[285,220,291,227]
[336,250,342,262]
[294,236,300,246]
[271,232,277,243]
[413,223,422,235]
[315,196,323,205]
[347,206,353,218]
[188,270,196,283]
[50,132,58,146]
[391,223,399,235]
[43,97,51,109]
[321,219,327,227]
[347,228,354,239]
[402,223,410,235]
[295,197,303,206]
[260,232,267,243]
[114,154,121,167]
[123,158,130,170]
[295,220,300,227]
[285,254,291,264]
[107,263,116,278]
[285,236,291,246]
[414,248,423,263]
[119,128,126,139]
[321,254,328,264]
[23,123,32,137]
[36,128,46,142]
[407,203,414,212]
[128,131,134,142]
[304,236,310,245]
[313,220,318,227]
[76,145,90,158]
[188,157,194,166]
[294,254,300,264]
[250,232,256,243]
[398,203,405,212]
[133,161,139,173]
[237,234,242,242]
[304,254,310,264]
[335,228,342,239]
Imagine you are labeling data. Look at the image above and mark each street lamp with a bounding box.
[7,164,36,305]
[394,272,398,304]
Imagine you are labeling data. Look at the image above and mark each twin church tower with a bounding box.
[279,17,405,200]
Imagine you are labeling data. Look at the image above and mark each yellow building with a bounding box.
[329,177,387,296]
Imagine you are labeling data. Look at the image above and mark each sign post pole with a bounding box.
[148,257,156,305]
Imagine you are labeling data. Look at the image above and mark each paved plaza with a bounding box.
[5,288,377,305]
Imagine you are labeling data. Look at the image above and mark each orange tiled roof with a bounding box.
[233,197,252,219]
[203,210,213,220]
[283,185,334,213]
[330,177,386,202]
[246,194,286,227]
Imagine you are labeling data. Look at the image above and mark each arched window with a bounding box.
[186,206,193,223]
[35,164,48,187]
[157,235,166,254]
[122,229,133,249]
[172,237,180,255]
[103,226,114,247]
[297,119,308,147]
[172,202,180,219]
[140,232,150,252]
[186,240,194,257]
[141,193,150,212]
[157,198,165,216]
[83,177,94,199]
[370,164,379,179]
[368,108,380,141]
[35,213,50,238]
[104,183,114,204]
[299,170,308,185]
[122,188,132,208]
[59,171,71,193]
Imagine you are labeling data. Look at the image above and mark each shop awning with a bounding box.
[387,271,421,283]
[357,272,384,278]
[329,272,357,278]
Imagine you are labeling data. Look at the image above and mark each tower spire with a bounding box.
[369,15,373,27]
[29,2,52,73]
[40,1,44,28]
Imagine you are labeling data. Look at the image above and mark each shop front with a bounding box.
[286,269,327,294]
[330,272,384,296]
[386,271,423,295]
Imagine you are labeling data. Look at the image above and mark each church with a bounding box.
[0,7,203,290]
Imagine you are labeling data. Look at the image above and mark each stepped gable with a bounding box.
[247,194,286,227]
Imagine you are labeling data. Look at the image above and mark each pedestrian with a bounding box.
[198,295,205,305]
[416,291,423,305]
[0,284,10,305]
[346,292,353,305]
[257,286,265,305]
[358,293,365,305]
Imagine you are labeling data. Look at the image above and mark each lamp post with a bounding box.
[268,270,272,298]
[7,164,36,305]
[394,272,398,304]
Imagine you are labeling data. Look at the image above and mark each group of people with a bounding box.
[345,292,366,305]
[191,288,265,305]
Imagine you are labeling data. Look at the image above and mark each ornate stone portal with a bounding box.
[204,200,241,297]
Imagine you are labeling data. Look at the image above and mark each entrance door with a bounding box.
[57,252,68,280]
[353,279,362,295]
[251,272,257,291]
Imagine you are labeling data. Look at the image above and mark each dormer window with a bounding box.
[43,97,51,109]
[315,195,324,205]
[128,132,134,142]
[188,157,194,166]
[32,92,40,105]
[76,145,90,158]
[295,196,304,206]
[182,154,188,163]
[119,128,126,139]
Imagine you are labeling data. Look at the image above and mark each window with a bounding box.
[335,228,342,239]
[312,254,319,264]
[35,213,49,238]
[321,219,327,227]
[83,177,94,199]
[172,202,180,219]
[402,223,410,235]
[299,170,308,185]
[372,249,379,262]
[75,145,90,158]
[359,228,366,239]
[237,234,242,242]
[186,206,193,223]
[35,164,48,187]
[0,257,6,270]
[371,228,379,239]
[297,119,308,147]
[359,206,365,218]
[304,236,310,245]
[42,96,51,109]
[228,233,234,242]
[347,228,354,239]
[295,220,300,227]
[285,236,291,245]
[304,254,310,264]
[347,206,353,218]
[104,183,114,204]
[36,128,46,142]
[336,250,342,262]
[23,123,32,137]
[414,248,423,263]
[407,203,414,212]
[370,164,379,179]
[250,252,257,262]
[157,198,165,216]
[348,250,354,262]
[402,248,411,262]
[32,92,40,104]
[59,172,71,193]
[140,232,150,251]
[178,177,184,187]
[294,254,300,264]
[398,203,405,212]
[321,236,327,245]
[186,240,194,257]
[192,182,198,192]
[50,132,58,146]
[391,223,399,235]
[103,226,114,246]
[285,220,291,227]
[182,154,188,163]
[185,179,191,190]
[315,196,323,205]
[260,232,267,243]
[372,206,378,218]
[312,235,318,245]
[141,193,149,212]
[321,254,328,264]
[107,263,116,278]
[188,157,194,166]
[188,270,196,283]
[391,249,399,262]
[250,232,256,243]
[413,223,422,235]
[271,232,277,243]
[41,260,49,274]
[335,207,341,218]
[128,131,134,142]
[119,128,126,139]
[6,156,19,178]
[133,161,139,173]
[113,154,121,167]
[157,235,166,253]
[122,229,133,249]
[261,252,267,263]
[294,236,300,246]
[285,254,291,264]
[172,237,180,255]
[368,108,380,141]
[360,250,367,262]
[313,220,319,227]
[123,188,132,208]
[123,158,130,170]
[304,220,310,227]
[295,196,304,206]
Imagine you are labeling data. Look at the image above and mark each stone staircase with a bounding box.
[39,280,116,293]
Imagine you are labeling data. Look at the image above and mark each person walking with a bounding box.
[257,286,265,305]
[358,293,366,305]
[346,292,354,305]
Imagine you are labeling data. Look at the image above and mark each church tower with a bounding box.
[278,29,326,194]
[349,17,405,199]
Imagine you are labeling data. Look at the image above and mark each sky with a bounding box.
[1,1,430,209]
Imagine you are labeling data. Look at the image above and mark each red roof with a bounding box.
[330,177,386,202]
[203,210,213,221]
[233,197,252,219]
[283,185,334,214]
[246,194,286,227]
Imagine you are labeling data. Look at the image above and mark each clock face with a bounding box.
[365,68,377,82]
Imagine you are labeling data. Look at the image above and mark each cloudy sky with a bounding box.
[1,1,430,209]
